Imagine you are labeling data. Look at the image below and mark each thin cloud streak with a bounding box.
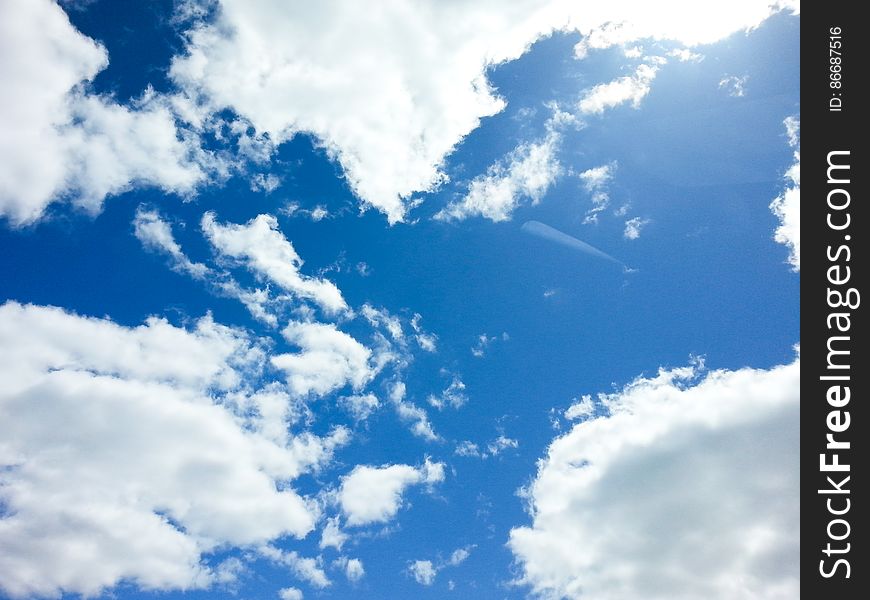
[521,220,625,268]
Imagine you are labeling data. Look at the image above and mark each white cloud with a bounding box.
[579,63,659,115]
[408,545,474,585]
[319,517,348,551]
[285,554,329,588]
[579,163,615,190]
[623,216,650,239]
[456,436,518,459]
[719,74,749,97]
[278,587,304,600]
[571,1,797,59]
[251,173,281,193]
[564,394,595,420]
[0,0,210,226]
[410,313,438,352]
[214,557,246,584]
[170,0,581,224]
[668,47,704,62]
[2,1,798,226]
[133,208,285,326]
[427,376,468,410]
[486,435,519,456]
[509,357,800,600]
[409,560,438,586]
[783,114,800,147]
[454,441,482,457]
[360,304,405,342]
[447,546,473,566]
[396,399,440,441]
[261,547,330,589]
[0,302,352,598]
[281,201,331,222]
[165,0,795,224]
[338,458,445,527]
[202,213,347,315]
[770,116,800,270]
[337,557,366,582]
[579,162,617,223]
[339,393,381,422]
[434,131,561,222]
[272,321,375,397]
[133,206,210,278]
[310,206,330,221]
[471,332,509,357]
[389,381,440,441]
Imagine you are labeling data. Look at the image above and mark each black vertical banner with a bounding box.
[803,3,866,598]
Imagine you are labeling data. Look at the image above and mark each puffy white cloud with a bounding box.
[509,357,799,600]
[202,213,347,315]
[319,517,348,551]
[0,302,350,598]
[0,0,209,226]
[272,321,375,397]
[213,557,246,584]
[278,587,304,600]
[447,546,473,567]
[2,1,798,226]
[668,47,704,62]
[165,0,796,224]
[623,216,650,240]
[260,546,330,589]
[770,116,800,271]
[579,163,614,190]
[563,394,595,420]
[579,161,617,223]
[409,560,438,586]
[170,0,579,224]
[338,458,445,527]
[579,63,659,115]
[434,131,561,222]
[334,557,366,582]
[571,0,797,58]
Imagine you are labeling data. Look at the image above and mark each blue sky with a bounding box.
[0,2,800,599]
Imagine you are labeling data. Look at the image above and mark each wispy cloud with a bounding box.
[435,131,561,222]
[770,116,800,270]
[522,220,625,267]
[579,63,659,115]
[579,161,617,223]
[718,74,749,97]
